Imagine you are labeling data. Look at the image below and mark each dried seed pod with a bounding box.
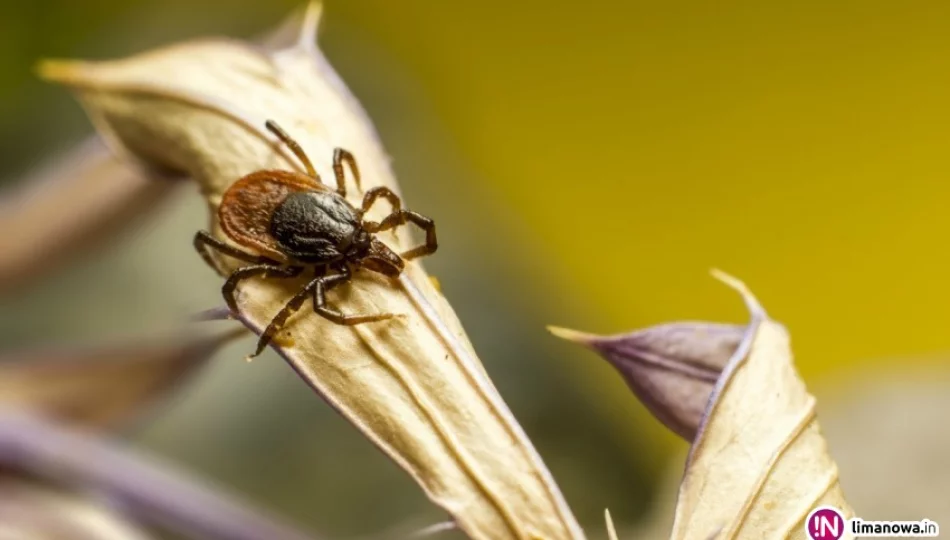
[38,4,584,539]
[549,321,741,441]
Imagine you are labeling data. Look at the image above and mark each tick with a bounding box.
[194,120,437,358]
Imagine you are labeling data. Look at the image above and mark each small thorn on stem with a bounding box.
[192,306,235,322]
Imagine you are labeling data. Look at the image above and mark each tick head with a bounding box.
[362,238,404,277]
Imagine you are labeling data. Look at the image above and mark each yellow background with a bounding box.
[330,0,950,370]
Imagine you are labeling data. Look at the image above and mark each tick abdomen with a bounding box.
[270,191,360,263]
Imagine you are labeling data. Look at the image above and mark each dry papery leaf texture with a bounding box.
[628,362,950,540]
[554,272,856,540]
[0,136,181,293]
[38,3,583,539]
[548,322,742,442]
[671,273,854,539]
[0,6,328,295]
[0,409,318,540]
[0,328,242,430]
[0,330,318,539]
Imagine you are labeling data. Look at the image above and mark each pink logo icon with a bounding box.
[807,506,845,540]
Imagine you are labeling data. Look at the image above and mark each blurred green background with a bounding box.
[1,1,950,538]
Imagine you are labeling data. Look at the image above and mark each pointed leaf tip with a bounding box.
[35,58,84,84]
[192,305,236,322]
[669,305,851,538]
[545,325,599,345]
[557,321,744,441]
[550,272,770,441]
[604,509,619,540]
[297,0,323,49]
[709,268,766,318]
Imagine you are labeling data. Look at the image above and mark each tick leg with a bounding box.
[364,210,438,260]
[309,265,331,309]
[313,267,397,325]
[252,268,394,358]
[265,120,319,180]
[222,265,302,314]
[359,186,402,216]
[194,230,279,272]
[252,276,320,359]
[332,148,361,197]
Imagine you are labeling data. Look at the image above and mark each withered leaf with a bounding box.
[604,510,619,540]
[0,136,181,294]
[0,328,242,430]
[38,3,584,539]
[555,271,855,539]
[0,410,317,540]
[0,6,337,296]
[668,272,854,539]
[548,322,742,441]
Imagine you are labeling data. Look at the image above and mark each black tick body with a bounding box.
[270,191,366,264]
[193,120,437,359]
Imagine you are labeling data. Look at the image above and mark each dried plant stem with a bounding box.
[0,409,318,540]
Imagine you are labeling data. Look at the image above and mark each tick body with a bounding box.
[195,120,437,358]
